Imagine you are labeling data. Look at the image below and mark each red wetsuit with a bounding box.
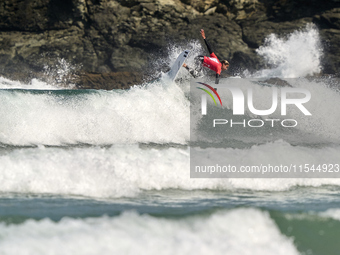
[185,38,223,84]
[203,53,222,75]
[202,38,222,84]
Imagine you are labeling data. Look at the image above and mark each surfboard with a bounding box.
[166,50,190,81]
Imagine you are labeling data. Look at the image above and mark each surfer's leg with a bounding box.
[183,63,200,78]
[183,55,204,78]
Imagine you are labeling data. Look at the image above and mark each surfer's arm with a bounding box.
[204,39,213,55]
[200,29,213,55]
[215,73,219,84]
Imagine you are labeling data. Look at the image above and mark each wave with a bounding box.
[1,76,340,146]
[1,142,340,198]
[0,208,299,255]
[0,84,189,146]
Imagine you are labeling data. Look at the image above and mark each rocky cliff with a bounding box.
[0,0,339,89]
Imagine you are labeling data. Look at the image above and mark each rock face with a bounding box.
[0,0,339,89]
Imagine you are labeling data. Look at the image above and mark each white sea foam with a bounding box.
[0,83,189,145]
[0,208,299,255]
[1,142,340,198]
[0,145,188,198]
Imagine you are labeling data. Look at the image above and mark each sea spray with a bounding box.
[254,24,322,78]
[0,58,80,90]
[43,58,81,88]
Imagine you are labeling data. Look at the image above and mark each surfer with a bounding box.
[183,29,229,84]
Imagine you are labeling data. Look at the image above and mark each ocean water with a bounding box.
[1,24,340,254]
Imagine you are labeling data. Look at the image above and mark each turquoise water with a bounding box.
[1,187,340,254]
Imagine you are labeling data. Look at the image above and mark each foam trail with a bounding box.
[0,208,299,255]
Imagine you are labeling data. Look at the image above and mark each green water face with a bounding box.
[271,211,340,255]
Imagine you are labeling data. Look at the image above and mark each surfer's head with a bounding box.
[221,60,229,71]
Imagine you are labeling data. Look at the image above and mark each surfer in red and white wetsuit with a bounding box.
[183,29,229,84]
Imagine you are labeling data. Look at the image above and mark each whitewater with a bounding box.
[1,24,340,255]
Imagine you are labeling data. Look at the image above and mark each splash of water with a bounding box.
[253,24,323,78]
[0,58,81,90]
[43,58,82,89]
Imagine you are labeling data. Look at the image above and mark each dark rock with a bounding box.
[229,51,261,74]
[77,71,144,90]
[241,18,313,49]
[314,8,340,29]
[264,0,340,21]
[0,0,340,89]
[319,28,340,74]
